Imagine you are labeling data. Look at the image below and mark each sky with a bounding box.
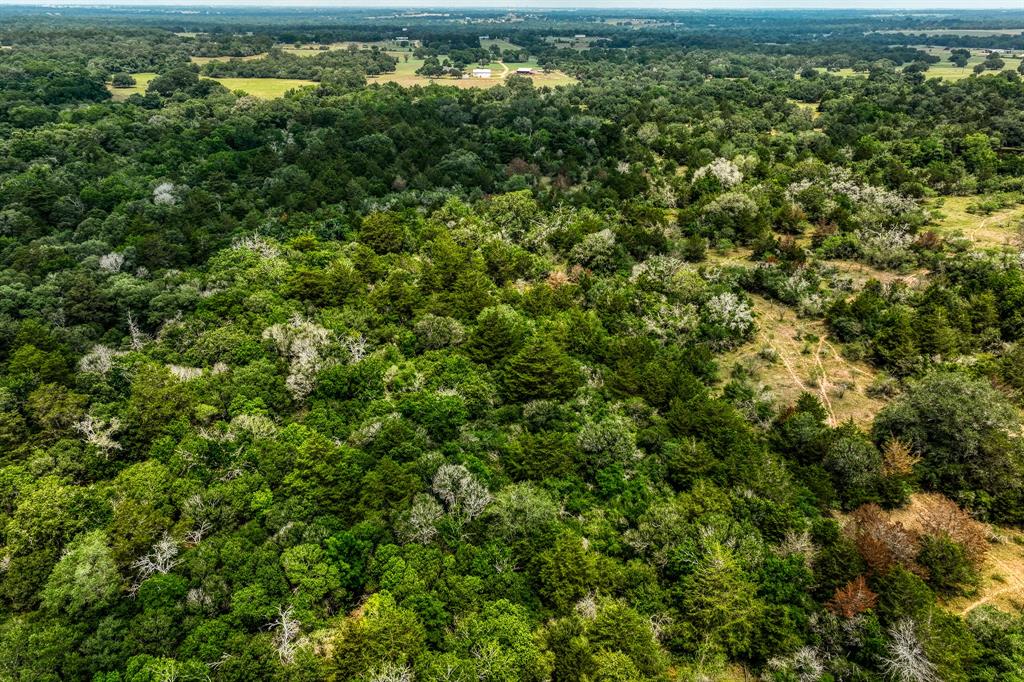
[0,1,1022,8]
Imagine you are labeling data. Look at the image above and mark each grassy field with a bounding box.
[788,99,822,119]
[924,52,1023,80]
[544,35,609,50]
[720,295,886,427]
[182,41,572,90]
[927,195,1024,249]
[107,72,157,100]
[814,49,1023,82]
[108,72,315,100]
[212,78,317,98]
[480,38,520,51]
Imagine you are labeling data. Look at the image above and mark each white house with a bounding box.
[516,67,534,74]
[472,68,492,78]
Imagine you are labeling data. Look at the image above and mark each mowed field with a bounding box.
[108,72,316,100]
[107,72,156,100]
[208,78,317,97]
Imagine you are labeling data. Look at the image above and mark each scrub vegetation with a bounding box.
[2,6,1024,681]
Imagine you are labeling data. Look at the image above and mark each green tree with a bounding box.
[500,336,582,402]
[40,530,120,615]
[359,211,409,254]
[872,372,1024,522]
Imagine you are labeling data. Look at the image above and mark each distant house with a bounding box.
[574,34,586,39]
[516,67,534,74]
[472,68,492,78]
[479,35,490,40]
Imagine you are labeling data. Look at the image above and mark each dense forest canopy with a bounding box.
[2,7,1024,681]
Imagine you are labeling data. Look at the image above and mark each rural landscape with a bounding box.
[3,4,1024,680]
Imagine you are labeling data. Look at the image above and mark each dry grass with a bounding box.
[861,493,1024,616]
[825,259,929,289]
[721,295,886,427]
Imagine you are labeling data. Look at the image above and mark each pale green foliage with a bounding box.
[41,530,120,615]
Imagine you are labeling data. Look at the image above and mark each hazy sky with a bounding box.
[1,1,1022,8]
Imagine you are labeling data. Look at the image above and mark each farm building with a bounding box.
[516,67,534,74]
[472,68,492,78]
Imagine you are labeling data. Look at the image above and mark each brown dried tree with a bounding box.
[849,504,920,574]
[827,575,879,618]
[916,493,989,568]
[882,438,920,477]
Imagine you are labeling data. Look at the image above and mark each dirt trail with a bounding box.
[721,295,884,426]
[814,337,837,425]
[958,548,1024,615]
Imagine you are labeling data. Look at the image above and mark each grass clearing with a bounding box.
[282,39,419,58]
[480,38,520,51]
[544,35,609,50]
[788,99,821,119]
[927,195,1024,248]
[953,535,1024,615]
[824,259,929,289]
[107,72,156,100]
[924,55,1022,80]
[721,295,886,427]
[108,72,315,100]
[210,78,316,98]
[184,43,573,90]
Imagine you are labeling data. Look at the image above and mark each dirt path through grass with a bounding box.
[721,296,884,426]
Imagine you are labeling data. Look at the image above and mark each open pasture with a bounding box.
[107,72,157,100]
[927,195,1024,249]
[109,73,315,100]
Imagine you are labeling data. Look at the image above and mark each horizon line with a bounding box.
[2,2,1024,10]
